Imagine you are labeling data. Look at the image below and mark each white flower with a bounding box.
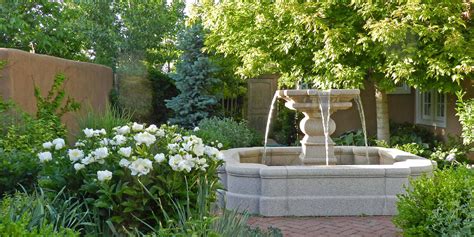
[146,124,158,133]
[83,128,95,138]
[74,163,85,171]
[81,155,93,165]
[193,144,205,157]
[99,129,106,135]
[193,127,200,132]
[99,138,109,146]
[93,147,109,159]
[42,142,53,149]
[68,149,84,162]
[156,129,165,137]
[113,135,127,146]
[52,138,65,150]
[217,143,223,149]
[75,141,85,147]
[167,144,179,152]
[134,132,156,146]
[116,125,130,135]
[119,158,131,167]
[132,122,144,131]
[38,151,52,163]
[177,160,193,172]
[118,147,132,157]
[154,153,166,163]
[169,154,183,171]
[97,170,112,182]
[446,153,456,162]
[129,158,153,176]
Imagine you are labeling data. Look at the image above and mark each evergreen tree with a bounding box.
[166,24,219,128]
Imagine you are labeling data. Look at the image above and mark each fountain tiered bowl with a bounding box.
[219,89,434,216]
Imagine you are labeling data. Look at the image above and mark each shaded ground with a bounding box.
[248,216,400,237]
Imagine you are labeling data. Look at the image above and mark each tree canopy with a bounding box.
[199,1,473,92]
[0,1,185,70]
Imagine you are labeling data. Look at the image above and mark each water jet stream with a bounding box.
[262,91,279,165]
[317,90,331,166]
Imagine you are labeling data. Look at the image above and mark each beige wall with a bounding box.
[0,48,113,136]
[333,79,474,139]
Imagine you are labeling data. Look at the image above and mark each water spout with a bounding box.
[355,94,369,164]
[262,91,279,165]
[317,90,331,166]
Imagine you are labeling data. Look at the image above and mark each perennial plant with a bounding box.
[37,122,223,232]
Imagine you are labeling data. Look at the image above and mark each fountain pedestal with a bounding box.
[278,89,360,165]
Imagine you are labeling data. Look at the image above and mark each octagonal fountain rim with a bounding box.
[220,146,434,176]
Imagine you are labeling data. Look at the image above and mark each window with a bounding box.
[415,90,447,127]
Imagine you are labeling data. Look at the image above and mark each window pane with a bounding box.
[422,92,432,118]
[436,93,445,118]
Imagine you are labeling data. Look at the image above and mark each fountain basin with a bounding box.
[219,146,434,216]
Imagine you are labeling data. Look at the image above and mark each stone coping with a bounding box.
[220,146,434,178]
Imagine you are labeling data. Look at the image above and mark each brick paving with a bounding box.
[248,216,400,237]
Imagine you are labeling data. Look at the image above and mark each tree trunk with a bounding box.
[375,88,390,142]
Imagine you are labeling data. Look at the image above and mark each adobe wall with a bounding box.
[0,48,113,137]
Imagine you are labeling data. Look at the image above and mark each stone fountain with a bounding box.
[277,89,360,165]
[219,89,434,216]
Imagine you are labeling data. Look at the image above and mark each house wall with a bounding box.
[0,48,113,137]
[333,79,474,140]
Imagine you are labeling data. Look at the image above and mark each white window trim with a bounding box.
[415,90,447,128]
[388,82,411,94]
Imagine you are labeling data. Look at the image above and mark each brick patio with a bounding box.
[248,216,400,237]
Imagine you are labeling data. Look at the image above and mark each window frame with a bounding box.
[415,89,447,128]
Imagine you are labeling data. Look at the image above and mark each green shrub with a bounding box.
[195,117,262,149]
[334,130,372,146]
[456,91,474,145]
[0,150,40,196]
[149,69,178,124]
[394,143,427,157]
[389,122,439,149]
[394,167,474,236]
[428,137,472,169]
[272,105,300,146]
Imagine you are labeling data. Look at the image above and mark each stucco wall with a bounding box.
[0,48,113,136]
[333,79,473,140]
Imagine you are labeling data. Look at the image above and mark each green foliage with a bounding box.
[34,73,80,134]
[394,143,427,157]
[334,130,370,147]
[429,137,472,169]
[132,178,281,236]
[149,69,178,124]
[0,150,40,196]
[272,105,300,146]
[200,1,472,92]
[394,167,474,236]
[166,24,220,128]
[195,117,262,149]
[456,91,474,145]
[77,105,132,135]
[0,74,78,153]
[0,2,184,70]
[389,122,439,149]
[0,188,87,236]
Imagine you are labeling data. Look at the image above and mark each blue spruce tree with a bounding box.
[166,24,219,128]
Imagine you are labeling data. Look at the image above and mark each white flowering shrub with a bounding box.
[37,123,223,230]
